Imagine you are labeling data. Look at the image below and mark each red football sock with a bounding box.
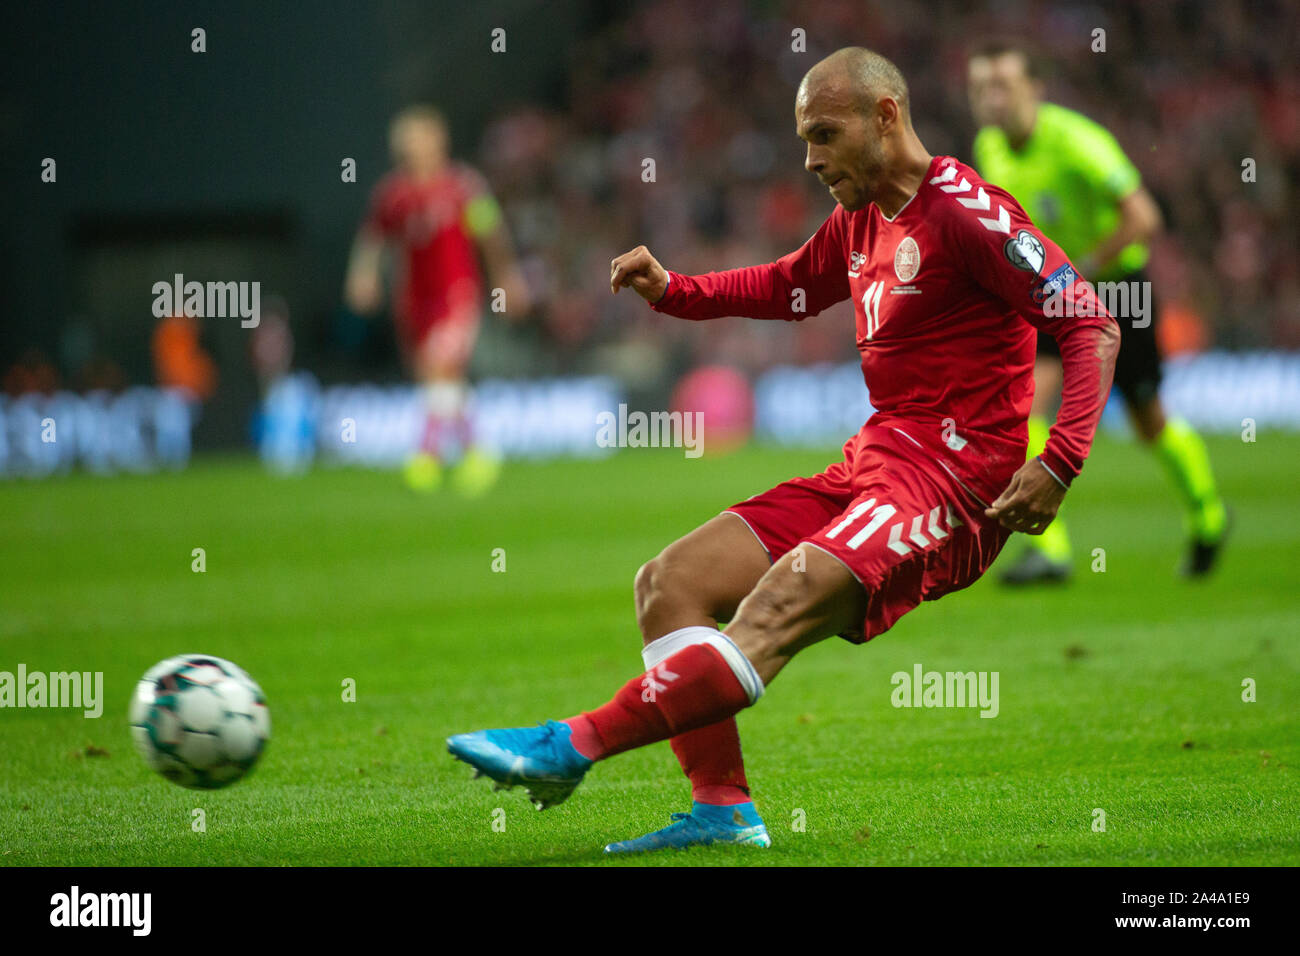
[564,643,751,761]
[671,718,750,805]
[419,414,443,458]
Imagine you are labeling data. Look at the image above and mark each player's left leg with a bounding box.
[1113,274,1229,575]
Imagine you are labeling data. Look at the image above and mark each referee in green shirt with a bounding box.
[967,40,1228,583]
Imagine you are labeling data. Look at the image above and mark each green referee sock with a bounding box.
[1025,415,1072,563]
[1151,417,1227,543]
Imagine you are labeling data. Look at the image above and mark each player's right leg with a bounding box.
[1001,344,1073,585]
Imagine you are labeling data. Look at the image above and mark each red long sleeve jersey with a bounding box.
[651,155,1119,504]
[363,164,488,324]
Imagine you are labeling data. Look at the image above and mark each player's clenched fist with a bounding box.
[610,246,668,302]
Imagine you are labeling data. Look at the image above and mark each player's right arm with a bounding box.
[610,209,850,321]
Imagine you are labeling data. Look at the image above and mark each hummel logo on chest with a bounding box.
[848,250,867,277]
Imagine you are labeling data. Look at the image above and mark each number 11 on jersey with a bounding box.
[862,281,885,339]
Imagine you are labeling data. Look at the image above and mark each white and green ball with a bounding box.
[130,654,270,789]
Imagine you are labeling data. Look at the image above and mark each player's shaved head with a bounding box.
[798,47,911,124]
[795,47,926,214]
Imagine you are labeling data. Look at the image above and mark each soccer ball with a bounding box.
[129,654,270,789]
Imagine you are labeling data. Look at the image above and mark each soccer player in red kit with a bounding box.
[448,48,1120,852]
[345,105,529,494]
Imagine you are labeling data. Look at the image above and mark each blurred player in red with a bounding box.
[345,105,530,494]
[448,48,1120,853]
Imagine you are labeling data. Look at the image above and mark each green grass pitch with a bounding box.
[1,432,1297,866]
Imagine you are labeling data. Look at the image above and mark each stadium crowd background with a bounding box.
[477,0,1299,391]
[3,0,1297,453]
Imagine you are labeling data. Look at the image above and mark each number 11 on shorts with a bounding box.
[825,497,897,549]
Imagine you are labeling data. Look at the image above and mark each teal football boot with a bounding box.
[447,720,592,810]
[604,801,771,854]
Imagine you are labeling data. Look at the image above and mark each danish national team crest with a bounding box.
[894,236,921,282]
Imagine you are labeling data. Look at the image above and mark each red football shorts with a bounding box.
[725,424,1012,643]
[398,275,482,372]
[398,307,480,375]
